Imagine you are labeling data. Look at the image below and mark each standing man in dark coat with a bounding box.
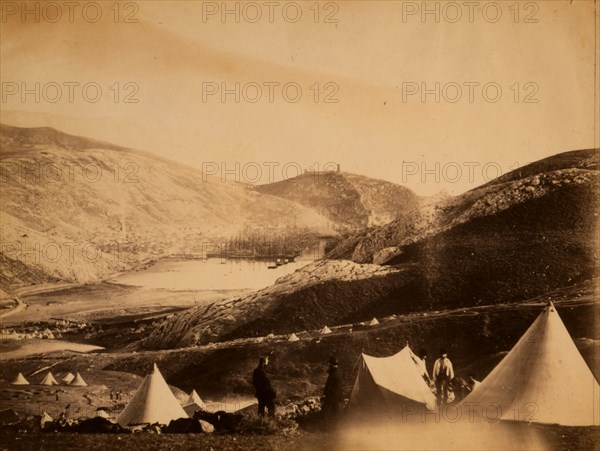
[252,356,276,417]
[322,357,343,421]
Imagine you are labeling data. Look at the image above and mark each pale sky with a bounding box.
[0,0,596,195]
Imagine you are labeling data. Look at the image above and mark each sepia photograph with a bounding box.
[0,1,598,449]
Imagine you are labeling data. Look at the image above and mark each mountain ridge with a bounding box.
[0,123,127,153]
[143,148,599,349]
[0,124,419,292]
[255,170,421,231]
[0,124,335,290]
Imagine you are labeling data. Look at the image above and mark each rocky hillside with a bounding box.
[128,295,599,402]
[328,148,599,264]
[142,260,405,348]
[255,171,420,231]
[143,149,599,349]
[0,124,332,290]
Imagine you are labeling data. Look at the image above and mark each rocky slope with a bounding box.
[143,149,599,349]
[142,259,404,348]
[0,124,333,290]
[255,170,420,231]
[328,149,599,263]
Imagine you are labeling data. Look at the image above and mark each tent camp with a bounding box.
[40,372,58,386]
[368,317,379,326]
[11,372,29,385]
[182,389,207,417]
[348,345,437,413]
[70,373,88,387]
[320,326,332,335]
[62,372,75,384]
[288,333,300,342]
[117,363,187,426]
[461,302,600,426]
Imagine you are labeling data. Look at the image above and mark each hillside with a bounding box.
[144,149,599,349]
[481,148,599,188]
[0,124,333,291]
[130,296,600,401]
[255,170,420,231]
[0,124,126,153]
[329,148,600,263]
[142,260,406,348]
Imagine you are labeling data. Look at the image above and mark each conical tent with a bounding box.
[288,333,300,342]
[348,345,437,412]
[183,389,207,417]
[69,373,88,387]
[40,372,58,386]
[320,326,332,335]
[62,372,75,384]
[461,302,600,426]
[11,372,29,385]
[368,317,379,326]
[117,363,187,426]
[183,389,206,408]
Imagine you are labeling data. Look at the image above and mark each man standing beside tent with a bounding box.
[322,357,343,422]
[252,356,276,417]
[432,349,454,407]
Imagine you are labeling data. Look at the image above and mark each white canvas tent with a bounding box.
[69,372,88,387]
[349,345,437,412]
[461,302,600,426]
[62,372,75,384]
[96,409,110,419]
[40,372,58,386]
[182,389,207,417]
[11,372,29,385]
[320,326,332,335]
[368,317,379,326]
[117,363,187,426]
[288,333,300,342]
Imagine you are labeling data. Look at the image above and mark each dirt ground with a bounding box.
[0,430,333,451]
[0,421,598,451]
